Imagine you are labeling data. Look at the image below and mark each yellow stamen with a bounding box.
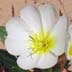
[29,32,56,56]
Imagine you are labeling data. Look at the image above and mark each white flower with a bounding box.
[5,4,68,70]
[67,25,72,65]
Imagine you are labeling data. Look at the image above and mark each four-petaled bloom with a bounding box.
[5,4,68,70]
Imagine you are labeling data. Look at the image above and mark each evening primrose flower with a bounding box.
[5,5,68,70]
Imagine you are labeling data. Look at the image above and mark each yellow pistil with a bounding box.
[29,32,56,56]
[69,41,72,56]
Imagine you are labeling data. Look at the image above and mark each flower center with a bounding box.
[69,41,72,56]
[29,32,56,55]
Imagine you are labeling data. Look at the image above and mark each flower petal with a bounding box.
[5,17,33,56]
[66,25,72,59]
[5,17,31,38]
[38,4,58,32]
[5,35,30,56]
[20,5,42,33]
[36,53,58,69]
[17,54,39,70]
[69,25,72,40]
[50,16,68,56]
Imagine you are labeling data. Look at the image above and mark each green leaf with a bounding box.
[0,49,29,72]
[54,68,61,72]
[52,66,61,72]
[0,26,8,42]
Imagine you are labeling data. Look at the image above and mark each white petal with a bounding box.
[20,5,42,33]
[69,25,72,40]
[36,53,58,69]
[17,54,39,70]
[38,4,58,32]
[66,25,72,59]
[64,31,70,55]
[5,35,30,56]
[50,16,68,56]
[66,41,71,60]
[5,17,31,38]
[5,17,33,56]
